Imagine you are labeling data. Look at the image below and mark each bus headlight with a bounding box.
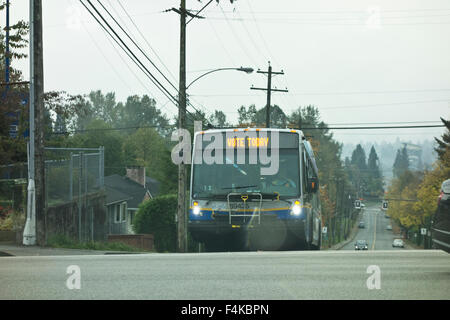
[192,202,201,215]
[291,200,301,216]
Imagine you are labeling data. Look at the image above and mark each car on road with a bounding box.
[358,221,365,228]
[386,225,392,231]
[355,240,368,250]
[431,179,450,253]
[392,239,404,248]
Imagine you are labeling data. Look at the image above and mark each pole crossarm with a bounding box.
[186,0,213,25]
[251,62,288,128]
[257,70,284,75]
[251,86,288,92]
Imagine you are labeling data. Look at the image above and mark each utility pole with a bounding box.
[177,0,187,253]
[5,0,10,90]
[250,62,288,128]
[171,0,230,252]
[24,0,45,246]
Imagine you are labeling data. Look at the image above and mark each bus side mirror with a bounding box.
[307,177,318,193]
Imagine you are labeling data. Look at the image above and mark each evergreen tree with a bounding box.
[367,146,384,196]
[434,117,450,161]
[393,145,409,178]
[349,144,368,197]
[351,144,367,170]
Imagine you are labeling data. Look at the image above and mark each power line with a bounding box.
[79,0,199,123]
[115,0,178,84]
[209,8,450,15]
[79,1,177,106]
[218,3,258,66]
[98,0,212,126]
[318,99,450,110]
[190,88,450,96]
[54,122,445,135]
[96,0,181,95]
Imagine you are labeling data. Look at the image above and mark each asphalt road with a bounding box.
[1,203,448,300]
[341,204,402,251]
[1,249,449,299]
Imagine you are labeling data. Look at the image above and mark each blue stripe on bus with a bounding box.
[188,207,307,221]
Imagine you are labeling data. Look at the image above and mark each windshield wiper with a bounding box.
[221,185,257,190]
[193,192,227,200]
[258,193,292,204]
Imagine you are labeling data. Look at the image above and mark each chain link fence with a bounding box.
[44,147,105,206]
[44,147,106,242]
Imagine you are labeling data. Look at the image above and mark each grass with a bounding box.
[47,234,143,252]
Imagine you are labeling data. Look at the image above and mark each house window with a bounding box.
[113,202,127,223]
[121,203,127,222]
[114,204,121,223]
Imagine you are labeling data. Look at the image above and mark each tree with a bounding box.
[237,104,257,125]
[434,117,450,161]
[119,94,170,136]
[67,119,126,176]
[351,144,367,171]
[0,4,29,165]
[122,128,177,194]
[208,110,229,127]
[387,170,423,233]
[367,146,384,196]
[393,145,409,178]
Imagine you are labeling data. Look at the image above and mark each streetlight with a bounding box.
[186,66,254,90]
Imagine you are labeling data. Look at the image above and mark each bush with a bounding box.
[47,234,140,252]
[133,194,177,252]
[0,215,13,231]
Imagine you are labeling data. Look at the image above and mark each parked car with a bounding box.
[386,225,392,231]
[358,221,365,228]
[431,179,450,253]
[392,239,404,248]
[355,240,368,250]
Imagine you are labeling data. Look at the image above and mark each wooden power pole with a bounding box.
[177,0,187,253]
[250,62,288,128]
[32,0,46,245]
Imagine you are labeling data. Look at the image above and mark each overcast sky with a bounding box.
[8,0,450,144]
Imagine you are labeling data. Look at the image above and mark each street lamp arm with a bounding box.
[186,67,253,90]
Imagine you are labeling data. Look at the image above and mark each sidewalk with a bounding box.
[0,242,141,257]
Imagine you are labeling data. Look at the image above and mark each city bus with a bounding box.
[188,128,322,251]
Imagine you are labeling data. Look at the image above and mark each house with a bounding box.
[104,167,160,235]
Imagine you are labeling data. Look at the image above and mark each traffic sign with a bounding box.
[355,200,361,209]
[421,228,427,235]
[322,227,327,234]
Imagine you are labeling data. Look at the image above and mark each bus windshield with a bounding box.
[192,148,300,199]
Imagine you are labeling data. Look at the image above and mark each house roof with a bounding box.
[105,174,150,209]
[105,185,132,205]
